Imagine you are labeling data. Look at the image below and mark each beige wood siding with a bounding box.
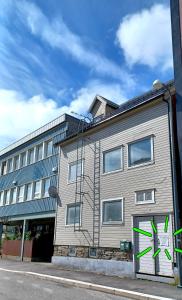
[55,99,173,248]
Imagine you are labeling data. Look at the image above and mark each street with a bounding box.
[0,270,131,300]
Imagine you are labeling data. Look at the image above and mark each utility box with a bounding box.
[120,241,132,252]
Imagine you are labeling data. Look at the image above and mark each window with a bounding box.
[7,158,13,173]
[0,191,4,206]
[34,181,41,199]
[128,136,153,167]
[20,152,27,168]
[45,140,53,157]
[103,147,122,173]
[66,203,81,225]
[42,178,50,197]
[4,190,11,205]
[36,144,43,161]
[25,183,33,201]
[135,189,155,204]
[68,160,83,182]
[27,148,34,165]
[1,161,7,175]
[11,188,17,204]
[14,155,20,170]
[102,199,123,224]
[17,186,25,202]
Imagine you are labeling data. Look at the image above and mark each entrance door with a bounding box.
[134,215,173,277]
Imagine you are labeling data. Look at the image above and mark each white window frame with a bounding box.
[101,197,124,225]
[42,177,50,198]
[102,146,123,174]
[127,136,154,169]
[135,189,155,205]
[27,148,35,165]
[35,143,43,162]
[25,183,33,201]
[44,140,53,158]
[68,160,84,183]
[14,155,20,171]
[4,189,11,206]
[33,180,42,199]
[11,187,17,204]
[65,203,81,227]
[0,191,4,206]
[20,151,27,168]
[7,158,13,173]
[17,185,25,203]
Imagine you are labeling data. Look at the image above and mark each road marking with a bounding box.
[3,276,10,280]
[32,283,40,289]
[0,267,174,300]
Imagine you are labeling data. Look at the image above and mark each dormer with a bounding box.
[88,95,119,120]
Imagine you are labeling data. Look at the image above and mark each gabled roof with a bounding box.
[88,95,119,113]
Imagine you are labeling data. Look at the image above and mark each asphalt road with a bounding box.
[0,270,132,300]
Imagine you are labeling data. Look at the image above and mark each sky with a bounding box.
[0,0,173,149]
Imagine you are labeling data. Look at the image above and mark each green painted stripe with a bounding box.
[164,216,169,233]
[151,221,157,234]
[133,227,152,237]
[175,248,182,254]
[136,247,152,259]
[173,228,182,236]
[153,248,161,258]
[164,249,171,260]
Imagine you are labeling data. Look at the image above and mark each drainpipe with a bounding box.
[20,219,26,262]
[162,90,182,287]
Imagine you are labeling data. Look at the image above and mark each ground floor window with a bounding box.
[102,198,123,225]
[66,203,81,225]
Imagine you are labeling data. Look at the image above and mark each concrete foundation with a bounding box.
[52,256,134,278]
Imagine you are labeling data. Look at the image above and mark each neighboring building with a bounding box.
[0,114,79,261]
[53,81,177,281]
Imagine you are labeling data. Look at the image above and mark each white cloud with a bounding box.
[15,1,134,87]
[116,4,173,71]
[0,81,126,149]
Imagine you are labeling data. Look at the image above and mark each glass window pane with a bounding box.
[14,156,19,170]
[36,144,43,161]
[145,191,153,201]
[43,178,50,197]
[5,190,11,205]
[11,188,17,204]
[18,186,24,202]
[34,181,41,198]
[20,152,26,168]
[45,140,53,157]
[136,192,144,202]
[129,138,152,167]
[1,161,7,175]
[66,204,80,225]
[104,148,121,173]
[25,184,32,201]
[7,158,13,173]
[28,148,34,164]
[103,200,122,223]
[0,192,4,206]
[69,161,82,182]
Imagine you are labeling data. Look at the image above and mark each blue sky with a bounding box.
[0,0,173,149]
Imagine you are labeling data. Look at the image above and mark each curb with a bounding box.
[0,267,174,300]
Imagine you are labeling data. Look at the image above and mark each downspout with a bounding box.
[163,92,182,283]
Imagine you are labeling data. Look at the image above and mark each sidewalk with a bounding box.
[0,259,181,300]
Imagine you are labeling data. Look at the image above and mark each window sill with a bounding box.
[128,160,155,170]
[102,168,123,176]
[135,201,155,205]
[102,221,123,226]
[65,224,81,228]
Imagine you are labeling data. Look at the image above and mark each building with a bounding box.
[53,81,177,281]
[0,114,79,261]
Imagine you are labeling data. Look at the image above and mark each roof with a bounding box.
[0,114,76,157]
[88,95,119,113]
[56,79,174,145]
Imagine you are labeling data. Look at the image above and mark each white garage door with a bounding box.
[135,215,173,277]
